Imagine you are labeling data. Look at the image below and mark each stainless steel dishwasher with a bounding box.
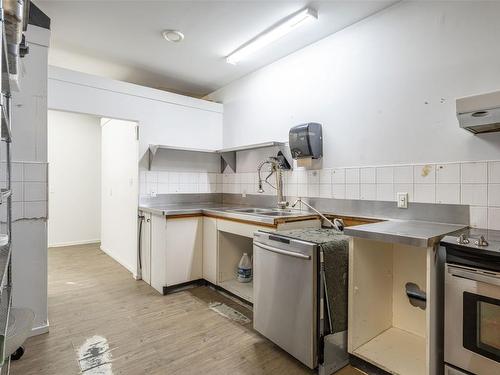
[253,231,318,369]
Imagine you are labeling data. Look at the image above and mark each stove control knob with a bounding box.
[457,234,470,244]
[475,235,489,247]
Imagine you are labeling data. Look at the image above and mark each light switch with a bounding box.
[397,192,408,208]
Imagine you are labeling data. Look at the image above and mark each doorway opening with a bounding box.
[47,110,139,274]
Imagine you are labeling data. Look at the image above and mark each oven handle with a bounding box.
[254,242,311,260]
[448,266,500,287]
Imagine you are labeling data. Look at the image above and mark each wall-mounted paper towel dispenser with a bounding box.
[289,123,323,160]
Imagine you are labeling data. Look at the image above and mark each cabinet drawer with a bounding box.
[216,218,275,238]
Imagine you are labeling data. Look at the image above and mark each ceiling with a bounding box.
[37,0,398,97]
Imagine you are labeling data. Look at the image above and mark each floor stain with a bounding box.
[77,335,113,374]
[209,302,251,324]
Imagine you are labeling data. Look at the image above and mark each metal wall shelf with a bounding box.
[216,141,285,153]
[148,141,288,172]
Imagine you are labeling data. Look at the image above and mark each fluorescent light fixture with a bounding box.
[226,7,318,65]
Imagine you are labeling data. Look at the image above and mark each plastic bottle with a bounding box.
[237,253,252,283]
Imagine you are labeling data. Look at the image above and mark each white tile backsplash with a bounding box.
[157,183,169,194]
[332,184,345,199]
[461,184,487,206]
[488,184,500,207]
[331,169,345,184]
[346,184,360,200]
[488,161,500,183]
[157,171,169,184]
[307,170,320,184]
[308,184,319,198]
[11,182,23,202]
[360,168,376,184]
[24,201,47,218]
[470,206,488,228]
[394,166,413,184]
[0,161,49,220]
[141,159,500,229]
[24,163,47,182]
[376,167,394,184]
[376,184,394,201]
[297,183,308,197]
[436,163,460,184]
[414,184,435,203]
[436,184,460,204]
[24,182,47,202]
[180,172,199,184]
[345,168,360,184]
[297,170,308,184]
[286,183,298,197]
[360,184,376,200]
[488,207,500,230]
[414,164,435,184]
[320,169,333,184]
[146,171,158,183]
[320,184,332,198]
[169,172,180,183]
[461,162,487,184]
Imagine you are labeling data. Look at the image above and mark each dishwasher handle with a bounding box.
[254,241,311,260]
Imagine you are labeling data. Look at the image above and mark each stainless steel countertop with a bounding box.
[139,203,232,216]
[138,203,318,225]
[344,220,467,247]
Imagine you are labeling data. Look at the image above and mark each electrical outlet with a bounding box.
[397,192,408,209]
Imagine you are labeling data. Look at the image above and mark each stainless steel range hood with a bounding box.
[456,90,500,134]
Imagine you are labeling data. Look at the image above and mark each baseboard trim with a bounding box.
[30,322,49,337]
[49,239,100,248]
[99,246,137,277]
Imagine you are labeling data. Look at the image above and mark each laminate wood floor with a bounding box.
[11,244,364,375]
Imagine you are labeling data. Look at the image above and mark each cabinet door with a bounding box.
[151,214,168,293]
[165,217,203,286]
[202,217,218,284]
[139,211,151,284]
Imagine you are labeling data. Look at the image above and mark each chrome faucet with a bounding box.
[257,157,288,209]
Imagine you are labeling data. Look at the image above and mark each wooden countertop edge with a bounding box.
[164,211,380,228]
[202,213,277,228]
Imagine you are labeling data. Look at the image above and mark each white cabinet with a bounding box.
[165,217,203,287]
[150,213,168,293]
[202,217,218,284]
[139,211,151,284]
[144,214,203,294]
[144,214,319,297]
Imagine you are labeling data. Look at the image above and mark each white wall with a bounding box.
[11,25,50,334]
[48,111,101,247]
[48,66,223,157]
[101,119,139,276]
[207,1,500,167]
[47,67,223,276]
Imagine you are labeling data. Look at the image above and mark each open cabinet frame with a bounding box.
[348,237,442,375]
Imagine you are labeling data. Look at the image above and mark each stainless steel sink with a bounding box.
[229,208,271,214]
[259,211,295,217]
[227,207,300,217]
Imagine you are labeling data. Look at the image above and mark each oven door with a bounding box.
[445,264,500,374]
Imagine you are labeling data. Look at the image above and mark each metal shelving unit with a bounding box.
[0,0,28,371]
[0,4,12,366]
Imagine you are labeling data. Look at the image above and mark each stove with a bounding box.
[441,228,500,375]
[441,227,500,272]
